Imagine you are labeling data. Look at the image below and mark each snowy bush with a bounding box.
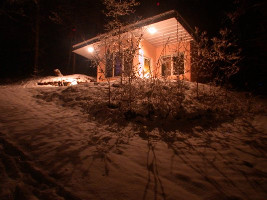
[32,76,259,133]
[109,78,187,123]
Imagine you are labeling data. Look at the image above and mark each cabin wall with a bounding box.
[96,46,106,82]
[96,38,193,82]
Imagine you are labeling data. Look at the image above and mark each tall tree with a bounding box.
[1,0,48,76]
[50,0,105,74]
[92,0,140,105]
[33,0,40,76]
[226,0,267,91]
[102,0,140,78]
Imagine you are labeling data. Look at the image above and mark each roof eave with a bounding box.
[72,10,195,51]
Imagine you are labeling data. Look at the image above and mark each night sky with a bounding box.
[0,0,266,92]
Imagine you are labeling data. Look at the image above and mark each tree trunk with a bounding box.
[33,0,40,76]
[68,39,72,73]
[69,29,76,74]
[72,53,76,74]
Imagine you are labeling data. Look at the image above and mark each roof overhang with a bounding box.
[73,10,194,59]
[136,17,193,47]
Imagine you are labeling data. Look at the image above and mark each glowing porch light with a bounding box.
[88,47,94,53]
[148,27,157,34]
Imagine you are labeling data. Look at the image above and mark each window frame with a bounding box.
[105,51,124,78]
[160,52,185,77]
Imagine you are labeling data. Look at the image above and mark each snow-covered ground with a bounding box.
[0,75,266,200]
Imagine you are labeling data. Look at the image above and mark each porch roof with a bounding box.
[73,10,194,59]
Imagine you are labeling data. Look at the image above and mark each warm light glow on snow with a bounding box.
[69,79,78,86]
[148,27,157,34]
[88,47,94,53]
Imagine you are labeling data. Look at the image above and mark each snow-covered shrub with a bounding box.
[33,77,257,132]
[111,78,186,122]
[188,82,252,120]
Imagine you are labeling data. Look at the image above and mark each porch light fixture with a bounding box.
[148,27,157,34]
[88,47,94,53]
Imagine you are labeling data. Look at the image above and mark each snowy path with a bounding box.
[0,85,266,200]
